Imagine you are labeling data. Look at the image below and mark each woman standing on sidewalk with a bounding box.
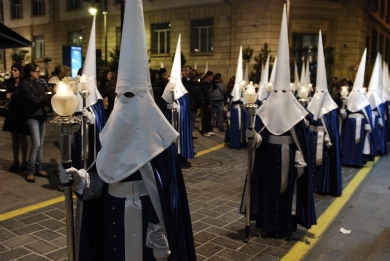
[19,63,50,182]
[2,64,29,172]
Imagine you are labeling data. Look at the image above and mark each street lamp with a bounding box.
[89,7,98,16]
[49,77,82,261]
[243,81,258,243]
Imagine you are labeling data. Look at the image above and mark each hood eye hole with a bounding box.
[274,90,278,93]
[124,92,135,98]
[321,91,324,93]
[282,90,286,93]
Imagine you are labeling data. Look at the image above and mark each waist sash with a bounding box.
[349,113,364,144]
[309,125,325,166]
[267,135,294,193]
[109,181,148,261]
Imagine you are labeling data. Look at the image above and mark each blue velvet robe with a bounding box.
[226,99,248,149]
[161,94,194,159]
[242,118,317,237]
[370,107,381,157]
[385,101,390,141]
[341,105,374,166]
[307,110,342,196]
[77,145,196,261]
[377,103,388,155]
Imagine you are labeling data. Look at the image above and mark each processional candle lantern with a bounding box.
[298,85,309,107]
[50,78,81,261]
[243,81,258,242]
[340,85,349,109]
[78,75,90,169]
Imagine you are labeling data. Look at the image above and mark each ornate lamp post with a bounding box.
[340,85,349,109]
[50,78,81,261]
[243,81,258,243]
[79,75,90,169]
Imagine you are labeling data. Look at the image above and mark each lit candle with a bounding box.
[170,77,176,92]
[79,75,88,92]
[299,86,309,99]
[51,82,80,116]
[267,82,273,92]
[340,86,349,97]
[244,81,258,104]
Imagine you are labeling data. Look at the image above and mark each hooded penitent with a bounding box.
[292,61,299,92]
[162,34,188,104]
[96,0,178,184]
[269,56,278,89]
[257,53,270,101]
[77,14,103,112]
[307,31,338,121]
[366,53,384,111]
[231,46,243,102]
[300,60,306,87]
[347,49,370,113]
[256,5,308,135]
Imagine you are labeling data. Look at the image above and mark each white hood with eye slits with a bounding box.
[96,0,178,184]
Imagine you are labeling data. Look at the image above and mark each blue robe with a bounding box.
[307,111,342,196]
[161,94,194,160]
[385,101,390,141]
[370,107,381,156]
[341,105,374,166]
[377,103,388,155]
[226,99,248,149]
[77,145,196,261]
[241,119,317,237]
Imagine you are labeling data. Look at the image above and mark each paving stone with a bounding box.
[200,217,229,228]
[194,231,218,244]
[195,242,224,257]
[196,254,207,261]
[261,246,289,258]
[37,219,65,231]
[252,237,286,248]
[16,253,52,261]
[44,247,68,260]
[3,234,37,248]
[33,229,63,241]
[0,243,9,252]
[217,248,253,261]
[250,253,281,261]
[25,239,59,254]
[50,237,67,247]
[0,219,26,230]
[12,224,45,236]
[237,242,267,256]
[0,228,17,241]
[190,212,206,222]
[56,228,66,236]
[44,209,65,220]
[217,212,243,223]
[192,221,212,233]
[212,205,236,214]
[18,214,50,225]
[30,206,55,215]
[0,247,31,261]
[207,255,232,261]
[211,236,245,250]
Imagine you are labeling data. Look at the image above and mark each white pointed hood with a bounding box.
[231,46,243,102]
[366,53,384,110]
[160,61,164,68]
[204,61,209,74]
[347,49,370,112]
[257,4,308,135]
[77,15,103,112]
[257,53,270,101]
[292,61,299,91]
[305,60,311,86]
[162,34,188,103]
[269,56,277,84]
[307,31,338,120]
[381,61,390,101]
[96,0,178,184]
[244,62,249,84]
[300,61,306,86]
[194,62,197,70]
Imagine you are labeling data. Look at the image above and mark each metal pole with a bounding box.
[103,11,108,66]
[82,97,88,169]
[171,90,176,129]
[244,106,255,242]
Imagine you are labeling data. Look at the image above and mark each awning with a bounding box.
[0,23,34,48]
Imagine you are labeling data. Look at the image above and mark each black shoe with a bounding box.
[192,136,198,139]
[9,161,19,172]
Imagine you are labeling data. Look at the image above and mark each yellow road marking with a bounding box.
[0,143,226,221]
[282,157,379,261]
[0,195,74,221]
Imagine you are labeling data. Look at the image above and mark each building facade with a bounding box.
[1,0,389,86]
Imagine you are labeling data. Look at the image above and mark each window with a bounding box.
[151,23,170,55]
[33,35,45,59]
[116,27,122,47]
[68,0,81,10]
[10,0,22,19]
[32,0,44,16]
[67,31,83,46]
[191,19,214,54]
[372,29,378,62]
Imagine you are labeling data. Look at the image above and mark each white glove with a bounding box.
[245,128,262,148]
[378,118,384,128]
[304,119,310,128]
[82,108,95,125]
[340,108,347,119]
[59,165,87,195]
[324,134,332,148]
[227,111,231,119]
[294,150,306,178]
[364,123,371,133]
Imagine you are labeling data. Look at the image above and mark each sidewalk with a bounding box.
[0,114,389,260]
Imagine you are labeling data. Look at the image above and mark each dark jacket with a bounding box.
[200,80,212,106]
[19,78,49,120]
[188,81,203,113]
